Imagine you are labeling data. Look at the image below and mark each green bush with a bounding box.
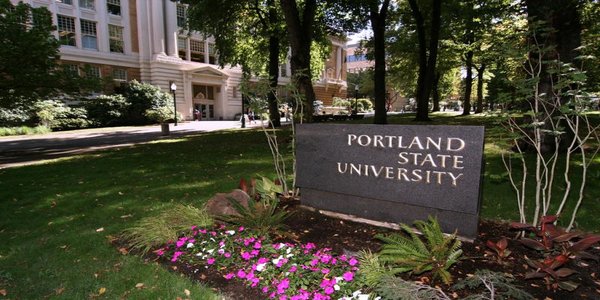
[34,100,90,130]
[121,204,213,255]
[0,106,34,127]
[118,80,173,125]
[84,94,130,127]
[376,216,463,284]
[332,98,373,112]
[0,125,51,136]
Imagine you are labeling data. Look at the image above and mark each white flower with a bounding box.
[256,263,266,272]
[206,249,215,254]
[186,242,195,248]
[352,290,362,297]
[218,249,225,254]
[357,295,369,300]
[286,253,294,258]
[286,248,292,254]
[334,284,340,291]
[226,230,235,235]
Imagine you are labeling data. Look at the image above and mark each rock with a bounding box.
[205,189,250,217]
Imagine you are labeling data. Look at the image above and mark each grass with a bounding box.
[0,113,598,298]
[0,125,51,136]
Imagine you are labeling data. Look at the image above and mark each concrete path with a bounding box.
[0,120,271,169]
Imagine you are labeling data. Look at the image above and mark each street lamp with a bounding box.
[354,84,359,115]
[169,81,177,126]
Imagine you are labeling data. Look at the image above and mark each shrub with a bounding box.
[0,106,34,127]
[34,100,89,130]
[121,204,213,255]
[375,216,463,284]
[0,126,50,136]
[84,94,130,127]
[119,80,173,125]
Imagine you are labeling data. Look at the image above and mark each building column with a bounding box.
[336,46,342,80]
[164,0,178,57]
[150,0,165,55]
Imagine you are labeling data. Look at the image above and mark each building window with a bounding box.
[108,25,124,53]
[80,19,97,50]
[107,0,121,15]
[208,43,216,64]
[57,15,76,46]
[178,37,187,60]
[176,4,186,27]
[57,0,73,5]
[79,0,95,10]
[86,65,101,78]
[190,39,205,63]
[63,64,79,75]
[279,63,288,77]
[112,68,127,81]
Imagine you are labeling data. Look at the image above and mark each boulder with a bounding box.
[205,189,250,217]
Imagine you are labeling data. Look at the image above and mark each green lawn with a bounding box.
[1,115,598,298]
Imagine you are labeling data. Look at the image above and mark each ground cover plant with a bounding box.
[0,112,598,298]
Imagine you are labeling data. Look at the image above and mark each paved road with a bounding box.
[0,120,268,169]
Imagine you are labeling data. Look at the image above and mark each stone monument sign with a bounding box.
[296,124,485,239]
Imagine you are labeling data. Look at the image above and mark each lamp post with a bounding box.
[169,81,177,126]
[354,84,359,115]
[241,95,246,128]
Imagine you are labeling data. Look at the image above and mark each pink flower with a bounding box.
[241,251,251,260]
[238,226,245,232]
[154,248,165,256]
[289,265,297,273]
[304,242,316,250]
[253,241,262,249]
[251,249,260,256]
[199,229,207,234]
[171,251,184,262]
[262,286,269,293]
[237,269,246,278]
[277,278,290,294]
[176,237,188,248]
[224,252,231,258]
[342,271,354,282]
[324,286,334,295]
[258,257,269,264]
[320,254,331,264]
[321,268,330,274]
[191,225,197,230]
[348,257,358,266]
[276,258,288,268]
[210,231,217,236]
[207,258,215,265]
[224,273,235,280]
[310,259,319,266]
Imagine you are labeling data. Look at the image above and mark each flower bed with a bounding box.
[156,225,375,300]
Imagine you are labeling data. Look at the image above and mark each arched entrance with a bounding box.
[192,86,216,120]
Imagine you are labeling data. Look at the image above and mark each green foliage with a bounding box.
[34,99,90,130]
[118,80,173,125]
[0,125,50,136]
[84,94,130,127]
[0,105,34,127]
[452,270,534,300]
[121,204,213,255]
[219,177,291,236]
[376,216,463,284]
[374,274,451,300]
[355,250,390,288]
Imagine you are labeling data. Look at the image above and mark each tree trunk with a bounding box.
[409,0,441,122]
[267,3,281,127]
[432,71,441,112]
[280,0,317,122]
[475,63,485,114]
[370,0,390,125]
[462,50,473,116]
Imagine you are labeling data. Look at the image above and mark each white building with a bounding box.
[14,0,348,120]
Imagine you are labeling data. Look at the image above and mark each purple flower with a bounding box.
[241,251,252,260]
[253,241,262,249]
[175,237,188,248]
[207,258,215,265]
[277,278,290,294]
[238,226,245,232]
[224,273,235,280]
[224,252,231,258]
[289,265,297,273]
[342,271,354,282]
[171,251,184,262]
[236,269,246,278]
[324,286,334,295]
[348,257,358,266]
[321,268,330,274]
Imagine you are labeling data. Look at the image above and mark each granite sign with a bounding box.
[296,124,485,239]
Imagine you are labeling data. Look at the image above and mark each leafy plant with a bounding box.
[84,94,130,127]
[218,194,291,237]
[485,237,512,262]
[121,204,213,255]
[524,254,579,291]
[375,216,463,284]
[452,269,534,300]
[356,250,390,288]
[374,274,452,300]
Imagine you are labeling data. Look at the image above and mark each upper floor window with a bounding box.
[107,0,121,15]
[80,19,97,50]
[176,4,186,27]
[86,65,101,78]
[108,25,124,53]
[280,63,288,77]
[190,39,205,63]
[208,43,216,64]
[347,54,367,62]
[57,15,76,46]
[79,0,95,10]
[57,0,73,5]
[177,37,187,60]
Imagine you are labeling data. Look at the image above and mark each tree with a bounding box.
[182,0,287,127]
[407,0,442,122]
[0,0,97,109]
[279,0,320,122]
[368,0,392,124]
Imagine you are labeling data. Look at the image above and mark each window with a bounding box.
[107,0,121,15]
[57,15,76,46]
[57,0,73,5]
[193,85,214,100]
[80,20,97,50]
[190,39,205,63]
[177,37,187,60]
[108,25,124,53]
[280,63,288,77]
[86,65,101,78]
[208,43,216,64]
[79,0,95,10]
[112,68,127,81]
[63,64,79,75]
[176,4,186,27]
